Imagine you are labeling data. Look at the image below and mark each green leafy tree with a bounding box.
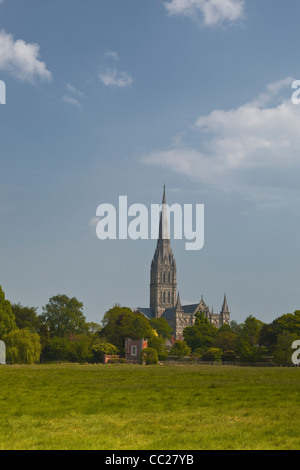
[40,294,88,338]
[0,286,16,339]
[149,317,172,339]
[100,306,152,354]
[86,322,102,336]
[203,347,223,362]
[68,334,93,363]
[259,323,277,351]
[39,323,50,362]
[170,340,191,357]
[274,311,300,336]
[100,306,134,349]
[260,311,300,353]
[213,329,237,353]
[39,323,50,350]
[11,303,41,333]
[235,315,265,362]
[147,334,168,359]
[140,347,158,365]
[183,311,218,352]
[272,331,298,366]
[192,347,205,357]
[229,320,241,335]
[121,311,152,341]
[91,341,119,363]
[43,334,94,363]
[43,336,71,362]
[3,329,41,364]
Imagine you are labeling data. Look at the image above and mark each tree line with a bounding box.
[0,285,299,365]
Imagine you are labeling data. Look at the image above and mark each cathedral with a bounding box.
[136,186,230,340]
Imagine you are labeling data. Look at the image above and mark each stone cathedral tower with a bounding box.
[150,186,177,318]
[136,186,230,339]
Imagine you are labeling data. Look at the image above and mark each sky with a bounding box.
[1,0,300,326]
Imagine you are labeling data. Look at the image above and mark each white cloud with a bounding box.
[62,95,81,108]
[99,51,133,88]
[164,0,245,26]
[66,83,84,97]
[141,78,300,202]
[99,67,133,88]
[62,83,84,108]
[0,29,52,82]
[104,51,119,61]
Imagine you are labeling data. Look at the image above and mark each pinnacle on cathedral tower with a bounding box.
[220,293,230,326]
[221,293,229,314]
[175,292,182,310]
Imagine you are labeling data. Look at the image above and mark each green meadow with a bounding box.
[0,363,299,450]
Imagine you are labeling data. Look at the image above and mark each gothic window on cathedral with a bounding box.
[163,292,166,303]
[168,291,171,303]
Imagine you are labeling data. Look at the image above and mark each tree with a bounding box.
[183,311,218,352]
[68,334,93,363]
[229,320,241,335]
[202,347,223,362]
[170,340,191,358]
[0,286,16,339]
[40,294,88,338]
[260,311,300,352]
[11,303,41,333]
[91,341,119,363]
[86,322,102,336]
[100,305,134,349]
[147,334,168,359]
[100,306,152,354]
[272,331,298,366]
[274,311,300,336]
[140,348,158,365]
[235,315,265,362]
[213,329,237,352]
[43,337,70,362]
[122,311,152,341]
[3,329,41,364]
[39,323,50,350]
[149,317,172,339]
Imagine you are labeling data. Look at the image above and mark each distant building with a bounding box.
[125,338,148,363]
[136,187,230,340]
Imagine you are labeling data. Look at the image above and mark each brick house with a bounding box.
[125,338,147,363]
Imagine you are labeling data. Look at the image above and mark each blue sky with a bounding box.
[1,0,300,325]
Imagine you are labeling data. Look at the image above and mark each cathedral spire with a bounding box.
[159,185,170,242]
[150,186,177,318]
[162,184,166,204]
[175,292,182,310]
[153,186,172,261]
[221,294,229,313]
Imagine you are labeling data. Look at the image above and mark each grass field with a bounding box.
[0,363,299,450]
